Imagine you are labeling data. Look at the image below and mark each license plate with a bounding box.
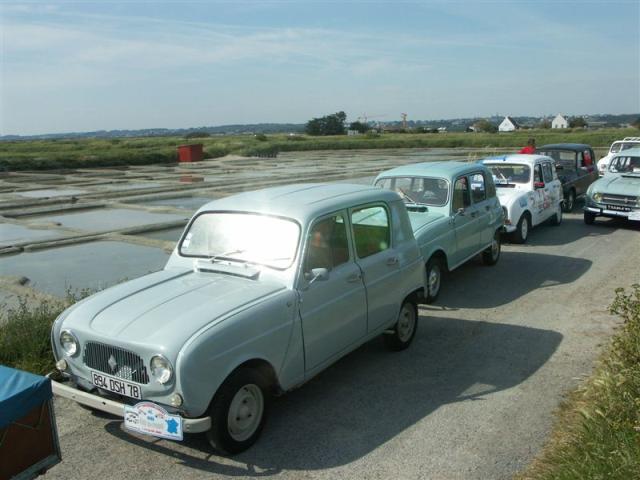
[90,371,142,400]
[606,204,631,212]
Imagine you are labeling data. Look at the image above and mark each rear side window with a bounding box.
[452,177,471,211]
[534,164,544,183]
[470,173,486,203]
[542,163,553,183]
[351,205,390,258]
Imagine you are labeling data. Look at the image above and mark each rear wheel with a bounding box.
[551,204,563,226]
[482,230,501,265]
[563,190,575,212]
[384,300,418,351]
[425,256,443,303]
[206,368,269,455]
[511,213,531,244]
[584,211,596,225]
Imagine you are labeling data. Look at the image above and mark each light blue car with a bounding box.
[49,183,426,454]
[374,161,504,302]
[584,147,640,224]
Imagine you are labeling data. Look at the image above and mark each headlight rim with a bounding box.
[150,354,173,385]
[59,329,80,357]
[592,192,603,203]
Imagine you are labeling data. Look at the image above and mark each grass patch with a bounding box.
[0,128,637,171]
[519,284,640,479]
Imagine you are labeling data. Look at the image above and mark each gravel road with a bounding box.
[45,212,639,480]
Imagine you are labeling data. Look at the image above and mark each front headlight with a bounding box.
[592,192,603,203]
[59,330,80,357]
[150,355,173,384]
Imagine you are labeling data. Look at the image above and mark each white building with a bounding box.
[498,116,519,132]
[552,114,569,129]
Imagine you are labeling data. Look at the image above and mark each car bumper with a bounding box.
[584,206,640,221]
[47,372,211,434]
[502,224,517,233]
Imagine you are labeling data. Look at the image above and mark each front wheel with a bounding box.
[563,190,575,212]
[384,300,418,351]
[511,213,531,244]
[425,256,443,303]
[206,368,269,455]
[584,211,596,225]
[482,230,501,265]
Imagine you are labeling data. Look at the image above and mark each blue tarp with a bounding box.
[0,365,52,429]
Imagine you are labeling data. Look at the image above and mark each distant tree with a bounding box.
[632,117,640,129]
[537,119,551,129]
[473,119,497,133]
[305,111,347,136]
[569,117,587,128]
[348,121,370,134]
[254,133,268,141]
[185,131,210,139]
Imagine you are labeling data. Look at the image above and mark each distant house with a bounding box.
[552,114,569,129]
[498,116,519,132]
[347,129,361,136]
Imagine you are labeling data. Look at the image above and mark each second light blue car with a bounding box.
[374,161,504,302]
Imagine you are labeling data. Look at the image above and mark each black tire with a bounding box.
[206,368,269,455]
[511,212,531,244]
[584,211,596,225]
[384,300,418,351]
[425,256,443,303]
[551,204,563,226]
[482,230,501,265]
[563,190,575,212]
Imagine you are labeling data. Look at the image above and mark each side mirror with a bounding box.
[454,207,465,217]
[306,267,329,284]
[534,181,545,189]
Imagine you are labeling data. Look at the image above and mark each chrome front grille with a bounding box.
[601,193,638,207]
[83,342,149,384]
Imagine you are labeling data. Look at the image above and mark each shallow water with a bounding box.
[17,188,87,198]
[0,241,170,297]
[135,228,184,242]
[0,223,67,246]
[27,208,186,232]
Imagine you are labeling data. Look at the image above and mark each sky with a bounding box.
[1,0,639,136]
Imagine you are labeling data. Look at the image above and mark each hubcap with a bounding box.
[397,304,416,342]
[567,193,574,210]
[428,265,441,297]
[227,384,264,442]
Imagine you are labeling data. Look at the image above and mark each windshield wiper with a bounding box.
[208,249,246,263]
[397,188,420,205]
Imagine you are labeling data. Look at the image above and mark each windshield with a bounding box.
[610,142,638,154]
[375,176,449,206]
[608,156,640,174]
[487,164,531,185]
[179,212,300,269]
[538,150,576,170]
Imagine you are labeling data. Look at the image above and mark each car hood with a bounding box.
[61,268,286,347]
[495,187,526,205]
[407,211,446,233]
[594,174,640,196]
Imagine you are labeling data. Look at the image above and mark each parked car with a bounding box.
[480,155,563,243]
[373,161,504,303]
[584,147,640,224]
[537,143,598,212]
[597,137,640,176]
[49,183,426,454]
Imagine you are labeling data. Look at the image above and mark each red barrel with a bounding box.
[177,144,204,163]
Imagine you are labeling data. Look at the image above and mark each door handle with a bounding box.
[346,273,362,283]
[386,256,399,266]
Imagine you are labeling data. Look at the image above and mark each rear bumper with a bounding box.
[47,373,211,434]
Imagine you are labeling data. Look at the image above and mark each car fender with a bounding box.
[176,289,298,417]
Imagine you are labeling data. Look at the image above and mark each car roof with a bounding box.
[480,154,551,166]
[195,183,401,223]
[374,161,486,180]
[538,143,592,151]
[613,146,640,157]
